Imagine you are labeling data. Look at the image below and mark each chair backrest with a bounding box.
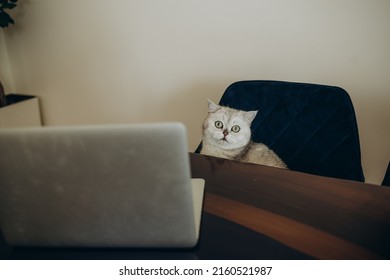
[382,162,390,187]
[198,80,365,182]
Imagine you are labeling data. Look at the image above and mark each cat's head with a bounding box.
[202,100,258,151]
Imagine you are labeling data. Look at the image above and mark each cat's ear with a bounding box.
[207,99,220,113]
[243,110,258,123]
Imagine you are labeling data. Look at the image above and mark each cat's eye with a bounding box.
[231,125,240,133]
[215,121,223,129]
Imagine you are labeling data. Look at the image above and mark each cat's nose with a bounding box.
[223,129,228,136]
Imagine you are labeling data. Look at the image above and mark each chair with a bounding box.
[196,80,365,182]
[382,162,390,187]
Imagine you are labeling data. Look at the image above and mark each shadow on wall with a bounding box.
[156,82,225,150]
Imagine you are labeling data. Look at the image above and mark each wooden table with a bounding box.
[1,153,389,259]
[190,153,390,259]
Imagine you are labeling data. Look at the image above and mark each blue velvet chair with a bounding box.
[196,80,365,182]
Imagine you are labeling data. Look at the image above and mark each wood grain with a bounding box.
[204,193,379,259]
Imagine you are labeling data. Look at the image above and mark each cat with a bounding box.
[200,100,287,169]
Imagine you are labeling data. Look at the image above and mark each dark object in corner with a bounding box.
[0,0,18,28]
[5,94,37,106]
[0,82,34,108]
[382,162,390,187]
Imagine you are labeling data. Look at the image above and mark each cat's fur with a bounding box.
[201,100,287,169]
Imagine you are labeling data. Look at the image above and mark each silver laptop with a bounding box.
[0,122,204,248]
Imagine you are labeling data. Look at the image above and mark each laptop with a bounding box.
[0,122,205,248]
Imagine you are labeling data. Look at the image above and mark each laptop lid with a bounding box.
[0,122,204,248]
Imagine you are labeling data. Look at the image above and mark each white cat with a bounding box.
[201,100,287,169]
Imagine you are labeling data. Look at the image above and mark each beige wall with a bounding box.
[0,31,14,92]
[1,0,389,184]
